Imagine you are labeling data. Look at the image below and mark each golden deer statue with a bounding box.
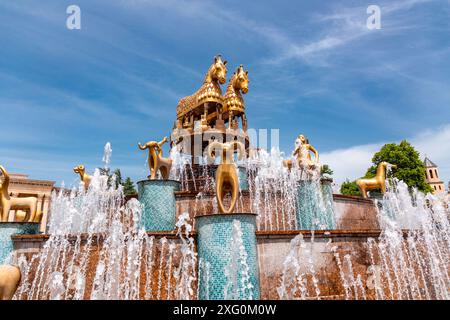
[223,64,249,130]
[207,140,245,214]
[176,55,228,125]
[356,161,397,198]
[138,137,172,180]
[73,165,92,189]
[283,134,319,170]
[0,265,21,300]
[0,165,38,222]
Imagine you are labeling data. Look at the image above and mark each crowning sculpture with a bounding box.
[171,56,250,163]
[138,137,172,180]
[73,165,92,189]
[0,165,38,222]
[356,161,397,198]
[176,55,228,131]
[207,140,245,214]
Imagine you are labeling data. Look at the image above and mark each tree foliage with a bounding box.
[321,164,333,177]
[364,140,432,193]
[123,177,137,196]
[340,179,361,196]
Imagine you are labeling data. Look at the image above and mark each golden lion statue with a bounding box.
[73,165,92,189]
[356,161,397,198]
[0,265,21,300]
[0,165,38,222]
[138,137,172,180]
[207,140,245,214]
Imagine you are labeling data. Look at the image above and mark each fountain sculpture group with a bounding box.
[0,55,448,300]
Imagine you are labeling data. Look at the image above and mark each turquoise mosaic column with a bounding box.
[137,179,181,231]
[296,179,336,230]
[0,222,39,264]
[238,167,249,191]
[196,213,260,300]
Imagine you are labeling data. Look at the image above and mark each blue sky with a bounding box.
[0,0,449,187]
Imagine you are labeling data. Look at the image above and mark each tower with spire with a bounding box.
[423,156,445,194]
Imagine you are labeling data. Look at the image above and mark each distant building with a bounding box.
[423,157,445,194]
[6,173,55,233]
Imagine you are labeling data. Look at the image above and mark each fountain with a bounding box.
[1,55,448,300]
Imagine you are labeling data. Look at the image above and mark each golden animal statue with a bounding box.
[356,161,397,198]
[0,165,38,222]
[223,64,249,130]
[283,134,319,170]
[0,265,21,300]
[73,165,92,189]
[176,55,228,122]
[138,137,173,180]
[207,140,245,214]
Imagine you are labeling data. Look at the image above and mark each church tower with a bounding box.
[424,157,445,194]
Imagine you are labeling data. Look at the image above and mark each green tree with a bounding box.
[321,164,333,177]
[364,140,432,193]
[340,179,361,196]
[123,177,137,196]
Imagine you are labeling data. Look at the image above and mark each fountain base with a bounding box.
[137,179,181,231]
[195,213,260,300]
[0,223,39,264]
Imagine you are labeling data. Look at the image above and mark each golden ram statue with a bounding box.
[0,265,21,300]
[207,140,245,214]
[73,165,92,189]
[356,161,397,198]
[138,137,172,180]
[0,165,38,222]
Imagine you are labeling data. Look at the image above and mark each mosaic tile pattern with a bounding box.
[296,180,336,230]
[196,214,260,300]
[137,180,181,231]
[238,167,249,191]
[0,223,39,264]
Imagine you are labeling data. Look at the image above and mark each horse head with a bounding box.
[209,55,228,84]
[232,65,249,94]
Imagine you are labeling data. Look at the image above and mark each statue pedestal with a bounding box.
[137,179,181,232]
[195,213,260,300]
[296,179,336,230]
[0,222,39,264]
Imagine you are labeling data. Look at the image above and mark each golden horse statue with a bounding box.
[0,265,21,300]
[356,161,397,198]
[73,165,92,189]
[138,137,172,180]
[0,165,38,222]
[207,140,245,214]
[223,64,249,130]
[283,134,319,170]
[176,55,228,123]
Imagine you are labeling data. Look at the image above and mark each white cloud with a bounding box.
[321,124,450,186]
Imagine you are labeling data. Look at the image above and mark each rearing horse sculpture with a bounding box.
[0,165,38,222]
[138,137,172,180]
[356,161,397,198]
[207,140,245,214]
